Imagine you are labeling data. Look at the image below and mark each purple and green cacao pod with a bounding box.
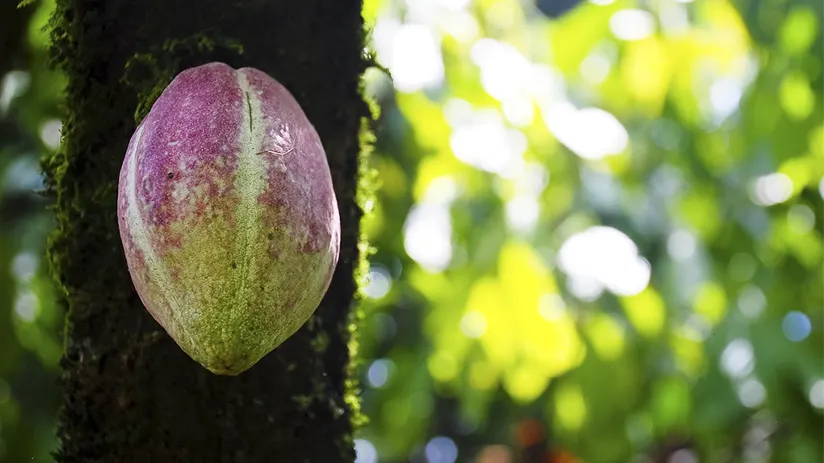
[117,62,340,375]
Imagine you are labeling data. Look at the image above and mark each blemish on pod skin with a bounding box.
[117,62,341,375]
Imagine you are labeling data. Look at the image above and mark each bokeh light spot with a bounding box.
[668,449,698,463]
[809,380,824,409]
[460,311,487,338]
[737,286,766,319]
[505,195,539,233]
[11,252,38,283]
[0,70,31,114]
[782,311,811,342]
[364,265,392,299]
[667,230,696,262]
[354,439,378,463]
[404,203,452,272]
[450,110,526,174]
[721,338,754,379]
[13,290,38,322]
[558,226,650,297]
[555,382,587,431]
[751,173,793,206]
[425,436,458,463]
[580,52,611,84]
[386,24,444,93]
[544,104,629,160]
[609,10,655,41]
[709,78,743,122]
[367,359,393,389]
[475,445,512,463]
[787,204,815,235]
[737,378,767,408]
[40,119,62,150]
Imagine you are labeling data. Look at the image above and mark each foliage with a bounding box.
[0,0,822,462]
[353,0,823,462]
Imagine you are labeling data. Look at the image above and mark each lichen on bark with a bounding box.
[43,0,371,461]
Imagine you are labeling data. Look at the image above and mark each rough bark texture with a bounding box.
[43,1,368,462]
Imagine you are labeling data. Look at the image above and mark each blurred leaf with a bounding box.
[584,312,625,361]
[779,71,816,120]
[547,0,620,76]
[553,381,587,432]
[693,281,727,327]
[620,287,666,339]
[651,376,691,432]
[779,6,819,55]
[620,37,672,116]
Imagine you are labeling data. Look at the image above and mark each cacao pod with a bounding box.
[117,62,340,375]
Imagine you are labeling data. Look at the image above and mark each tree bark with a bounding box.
[43,1,368,461]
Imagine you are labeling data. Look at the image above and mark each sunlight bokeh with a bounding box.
[355,0,823,461]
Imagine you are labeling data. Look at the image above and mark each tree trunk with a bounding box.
[43,1,369,461]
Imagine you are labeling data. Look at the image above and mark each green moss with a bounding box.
[293,394,313,410]
[345,95,382,434]
[311,331,330,353]
[122,34,245,124]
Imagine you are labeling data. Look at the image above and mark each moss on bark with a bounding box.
[43,1,370,461]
